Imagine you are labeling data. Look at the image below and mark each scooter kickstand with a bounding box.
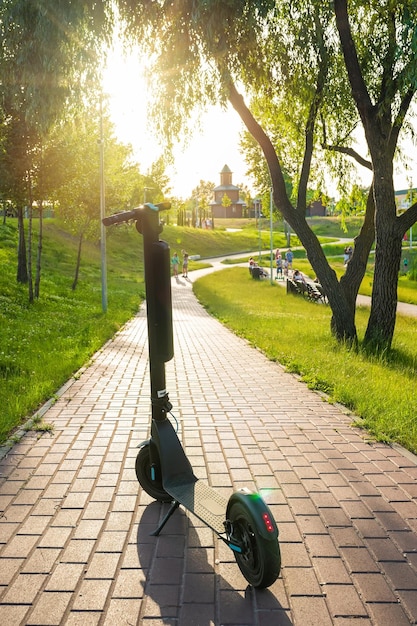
[150,500,180,536]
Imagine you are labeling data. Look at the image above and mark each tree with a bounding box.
[48,104,148,290]
[191,179,215,226]
[0,0,113,299]
[115,0,417,350]
[333,0,417,349]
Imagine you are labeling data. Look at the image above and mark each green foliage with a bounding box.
[49,105,143,231]
[193,267,417,454]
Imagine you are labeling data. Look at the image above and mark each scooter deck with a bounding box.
[167,479,228,535]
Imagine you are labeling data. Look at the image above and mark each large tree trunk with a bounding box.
[340,187,375,318]
[364,230,402,350]
[292,215,358,343]
[363,153,400,350]
[16,206,28,284]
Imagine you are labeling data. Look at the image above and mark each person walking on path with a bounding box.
[171,251,179,277]
[285,248,293,274]
[182,250,189,278]
[275,252,283,280]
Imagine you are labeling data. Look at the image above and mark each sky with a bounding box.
[102,53,251,199]
[102,50,417,201]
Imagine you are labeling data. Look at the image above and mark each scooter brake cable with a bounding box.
[168,410,179,433]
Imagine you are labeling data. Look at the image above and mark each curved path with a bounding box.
[0,269,417,625]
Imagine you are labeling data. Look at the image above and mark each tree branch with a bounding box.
[397,201,417,233]
[298,10,329,212]
[227,80,292,213]
[333,0,374,128]
[323,144,372,170]
[389,87,416,156]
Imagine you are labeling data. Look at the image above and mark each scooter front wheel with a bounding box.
[228,499,281,588]
[135,444,172,502]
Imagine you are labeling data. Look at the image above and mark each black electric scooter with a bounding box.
[103,202,281,588]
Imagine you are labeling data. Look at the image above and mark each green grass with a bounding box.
[193,268,417,455]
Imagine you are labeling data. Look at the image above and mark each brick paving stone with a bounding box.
[1,560,24,592]
[304,534,340,558]
[218,589,257,625]
[367,602,413,626]
[396,589,417,622]
[112,568,146,599]
[25,592,72,625]
[313,557,352,585]
[290,596,333,626]
[0,604,30,625]
[1,572,47,604]
[85,551,121,579]
[21,548,61,574]
[339,546,381,573]
[324,584,368,618]
[283,566,323,596]
[389,529,417,552]
[45,563,85,592]
[72,578,113,610]
[382,560,417,590]
[352,572,398,602]
[102,598,142,626]
[179,602,215,625]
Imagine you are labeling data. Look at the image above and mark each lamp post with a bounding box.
[99,96,107,313]
[256,198,262,264]
[270,186,274,285]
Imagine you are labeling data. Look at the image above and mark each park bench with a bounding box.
[286,278,326,303]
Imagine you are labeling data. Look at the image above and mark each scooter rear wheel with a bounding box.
[135,444,172,502]
[228,500,281,588]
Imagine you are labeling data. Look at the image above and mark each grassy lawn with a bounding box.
[193,268,417,455]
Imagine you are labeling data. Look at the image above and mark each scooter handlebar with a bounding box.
[102,202,172,227]
[102,209,141,226]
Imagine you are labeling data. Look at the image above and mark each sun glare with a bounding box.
[101,47,251,199]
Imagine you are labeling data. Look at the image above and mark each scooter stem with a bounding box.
[136,204,175,422]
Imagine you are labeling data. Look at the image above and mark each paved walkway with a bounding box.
[1,267,417,625]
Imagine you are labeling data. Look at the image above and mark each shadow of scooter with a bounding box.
[136,501,292,625]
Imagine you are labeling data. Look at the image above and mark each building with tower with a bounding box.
[210,164,246,218]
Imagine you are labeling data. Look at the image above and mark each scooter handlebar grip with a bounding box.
[102,209,141,226]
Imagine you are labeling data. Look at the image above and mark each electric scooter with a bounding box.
[103,202,281,588]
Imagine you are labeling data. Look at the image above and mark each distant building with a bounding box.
[395,188,417,212]
[210,165,246,218]
[307,199,327,217]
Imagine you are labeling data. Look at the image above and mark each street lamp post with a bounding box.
[257,199,262,264]
[99,96,107,313]
[270,186,274,284]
